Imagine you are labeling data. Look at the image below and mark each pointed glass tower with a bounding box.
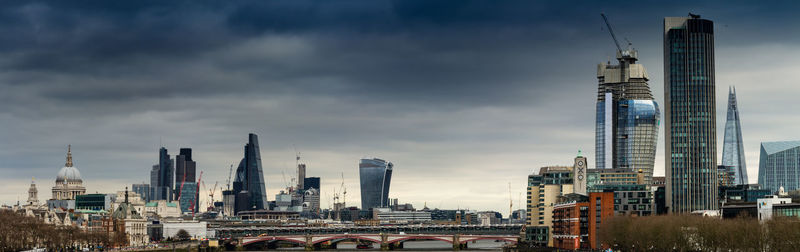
[721,86,748,184]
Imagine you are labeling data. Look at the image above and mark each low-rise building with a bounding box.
[757,195,792,221]
[144,200,181,218]
[162,221,208,239]
[719,184,771,206]
[374,208,432,222]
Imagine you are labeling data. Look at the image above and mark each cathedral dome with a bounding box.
[55,145,82,183]
[56,166,82,183]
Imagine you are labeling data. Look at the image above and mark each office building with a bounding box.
[595,39,660,186]
[664,14,718,213]
[586,168,645,189]
[359,158,393,209]
[132,184,150,203]
[178,182,198,213]
[551,192,614,250]
[152,147,174,201]
[304,177,320,191]
[52,145,86,201]
[758,141,800,192]
[721,87,748,185]
[719,184,770,206]
[175,148,197,213]
[232,133,268,213]
[75,194,112,211]
[297,163,306,191]
[718,165,735,187]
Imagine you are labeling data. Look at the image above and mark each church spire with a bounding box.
[65,145,73,167]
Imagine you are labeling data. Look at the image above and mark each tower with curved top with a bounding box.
[359,158,393,210]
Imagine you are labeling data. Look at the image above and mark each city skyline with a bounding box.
[2,1,800,212]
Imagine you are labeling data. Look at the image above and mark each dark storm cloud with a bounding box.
[2,0,800,209]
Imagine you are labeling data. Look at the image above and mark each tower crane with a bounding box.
[191,171,203,217]
[508,182,513,223]
[600,13,623,53]
[208,181,218,210]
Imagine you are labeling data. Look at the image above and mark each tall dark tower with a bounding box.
[232,133,267,213]
[154,147,174,201]
[175,148,197,213]
[664,14,718,213]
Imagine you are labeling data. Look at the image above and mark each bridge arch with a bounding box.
[312,235,382,245]
[386,235,454,244]
[459,236,518,244]
[243,236,307,246]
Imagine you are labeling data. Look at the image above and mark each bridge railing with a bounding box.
[215,224,523,238]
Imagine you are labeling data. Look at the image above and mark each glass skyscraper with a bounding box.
[595,46,660,185]
[175,148,197,212]
[152,147,174,201]
[664,15,718,213]
[359,158,393,210]
[233,133,268,213]
[174,148,198,212]
[758,141,800,193]
[721,87,748,185]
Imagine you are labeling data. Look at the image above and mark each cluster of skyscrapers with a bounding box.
[524,13,785,249]
[144,147,199,213]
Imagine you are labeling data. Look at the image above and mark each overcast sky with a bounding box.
[1,1,798,213]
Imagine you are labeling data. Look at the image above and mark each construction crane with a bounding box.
[177,165,188,202]
[508,182,513,223]
[208,181,218,211]
[600,13,623,53]
[191,171,203,217]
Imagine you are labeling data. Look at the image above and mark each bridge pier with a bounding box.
[453,234,460,251]
[381,233,389,251]
[305,234,315,251]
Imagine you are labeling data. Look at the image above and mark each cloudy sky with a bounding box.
[1,1,798,212]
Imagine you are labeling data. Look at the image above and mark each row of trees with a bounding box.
[0,209,124,251]
[599,215,800,251]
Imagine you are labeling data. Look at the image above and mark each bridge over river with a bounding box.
[216,224,523,250]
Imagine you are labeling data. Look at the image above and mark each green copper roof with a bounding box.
[145,202,158,207]
[166,202,177,207]
[762,141,800,155]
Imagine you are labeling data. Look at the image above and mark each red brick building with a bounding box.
[552,192,614,249]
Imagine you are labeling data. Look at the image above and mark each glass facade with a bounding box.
[178,182,198,213]
[153,147,174,201]
[594,47,659,185]
[758,141,800,193]
[233,133,268,213]
[721,87,748,185]
[359,158,393,210]
[664,16,718,212]
[175,148,196,201]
